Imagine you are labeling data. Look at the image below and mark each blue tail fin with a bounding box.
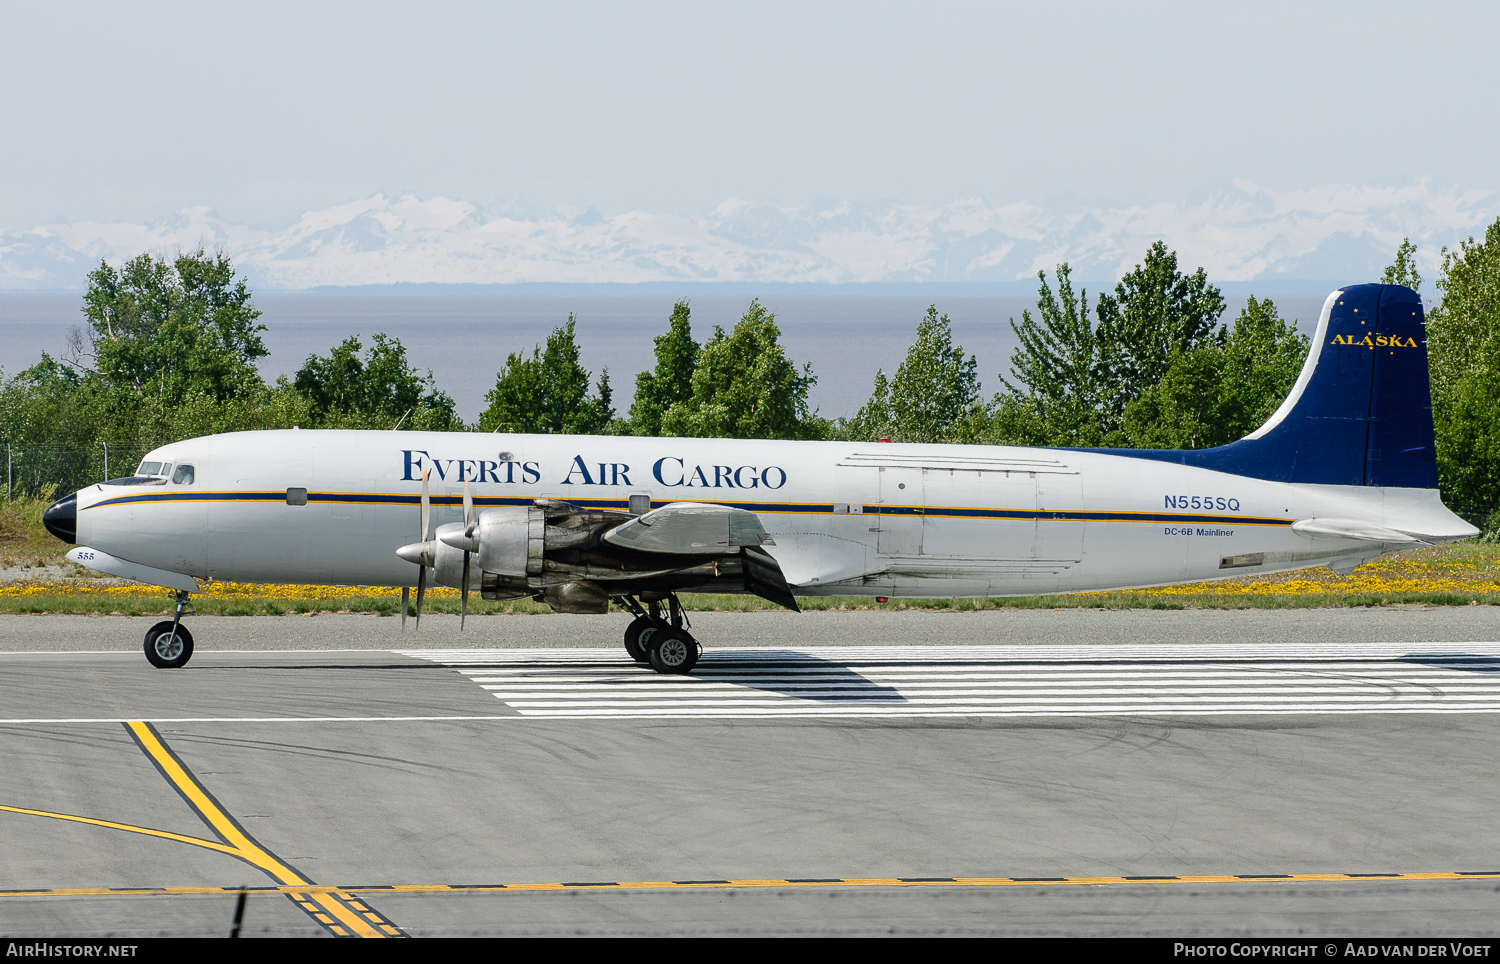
[1100,283,1438,488]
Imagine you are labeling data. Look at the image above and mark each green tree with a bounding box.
[294,333,463,431]
[1425,221,1500,532]
[660,299,826,439]
[990,243,1226,446]
[847,305,979,442]
[1094,240,1226,418]
[479,316,614,434]
[845,369,893,441]
[0,355,102,492]
[999,263,1111,445]
[78,249,268,408]
[1382,237,1423,291]
[3,249,286,481]
[628,300,699,435]
[1120,296,1308,449]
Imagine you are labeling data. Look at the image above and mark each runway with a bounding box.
[3,609,1500,936]
[423,643,1500,719]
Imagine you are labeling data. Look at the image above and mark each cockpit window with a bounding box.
[171,464,195,484]
[136,461,162,477]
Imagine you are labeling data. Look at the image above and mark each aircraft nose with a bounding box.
[42,491,77,544]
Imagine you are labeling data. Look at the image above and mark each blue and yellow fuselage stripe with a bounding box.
[83,490,1294,528]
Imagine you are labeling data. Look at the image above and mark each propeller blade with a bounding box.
[415,565,426,631]
[460,551,470,631]
[420,469,432,542]
[463,477,475,531]
[399,469,432,634]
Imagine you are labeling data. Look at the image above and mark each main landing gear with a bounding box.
[144,591,195,669]
[615,594,699,675]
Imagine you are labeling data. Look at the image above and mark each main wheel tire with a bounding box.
[623,616,656,663]
[647,628,698,675]
[143,621,194,669]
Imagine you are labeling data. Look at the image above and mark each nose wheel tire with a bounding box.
[143,621,194,669]
[623,616,657,663]
[647,628,699,674]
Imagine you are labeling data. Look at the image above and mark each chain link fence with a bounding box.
[3,443,153,501]
[1450,497,1500,542]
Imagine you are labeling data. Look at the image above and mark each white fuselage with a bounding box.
[73,430,1476,597]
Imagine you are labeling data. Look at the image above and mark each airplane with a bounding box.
[41,283,1478,674]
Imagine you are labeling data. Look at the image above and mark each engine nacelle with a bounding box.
[432,523,482,590]
[475,506,545,578]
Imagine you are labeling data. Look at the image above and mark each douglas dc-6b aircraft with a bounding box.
[41,283,1478,673]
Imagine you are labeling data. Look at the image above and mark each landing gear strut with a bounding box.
[615,594,699,674]
[144,591,195,669]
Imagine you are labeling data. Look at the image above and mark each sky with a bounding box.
[1,1,1497,287]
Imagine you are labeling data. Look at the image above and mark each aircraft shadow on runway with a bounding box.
[178,653,908,704]
[694,650,907,704]
[1400,653,1500,674]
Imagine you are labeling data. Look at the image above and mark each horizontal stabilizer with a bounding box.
[65,546,200,593]
[604,501,775,554]
[1291,518,1426,545]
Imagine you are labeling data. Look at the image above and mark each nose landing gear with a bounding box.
[144,591,195,669]
[615,594,699,674]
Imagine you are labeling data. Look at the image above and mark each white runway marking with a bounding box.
[402,643,1500,720]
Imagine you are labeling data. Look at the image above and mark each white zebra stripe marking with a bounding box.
[400,644,1500,719]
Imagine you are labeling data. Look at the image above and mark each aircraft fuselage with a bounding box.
[69,430,1472,598]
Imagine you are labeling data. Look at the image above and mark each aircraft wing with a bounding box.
[604,502,799,612]
[603,501,776,553]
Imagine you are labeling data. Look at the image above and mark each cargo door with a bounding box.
[922,467,1037,558]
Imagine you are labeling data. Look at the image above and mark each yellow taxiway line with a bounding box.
[2,870,1496,900]
[0,723,401,937]
[6,722,1495,932]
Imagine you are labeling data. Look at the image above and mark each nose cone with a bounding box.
[43,492,78,544]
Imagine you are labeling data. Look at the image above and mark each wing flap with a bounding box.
[742,546,801,612]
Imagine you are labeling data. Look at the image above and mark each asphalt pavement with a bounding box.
[1,607,1499,937]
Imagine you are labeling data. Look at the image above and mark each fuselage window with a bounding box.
[172,464,195,484]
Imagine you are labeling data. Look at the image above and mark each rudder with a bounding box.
[1365,284,1437,487]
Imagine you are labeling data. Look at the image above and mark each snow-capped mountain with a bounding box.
[1,179,1495,291]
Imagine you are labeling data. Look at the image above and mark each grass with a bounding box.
[0,489,68,570]
[3,540,1496,616]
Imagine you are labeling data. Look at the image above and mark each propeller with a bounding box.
[395,469,434,630]
[460,477,475,630]
[417,469,431,629]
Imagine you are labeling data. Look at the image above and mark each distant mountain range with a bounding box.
[2,179,1495,291]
